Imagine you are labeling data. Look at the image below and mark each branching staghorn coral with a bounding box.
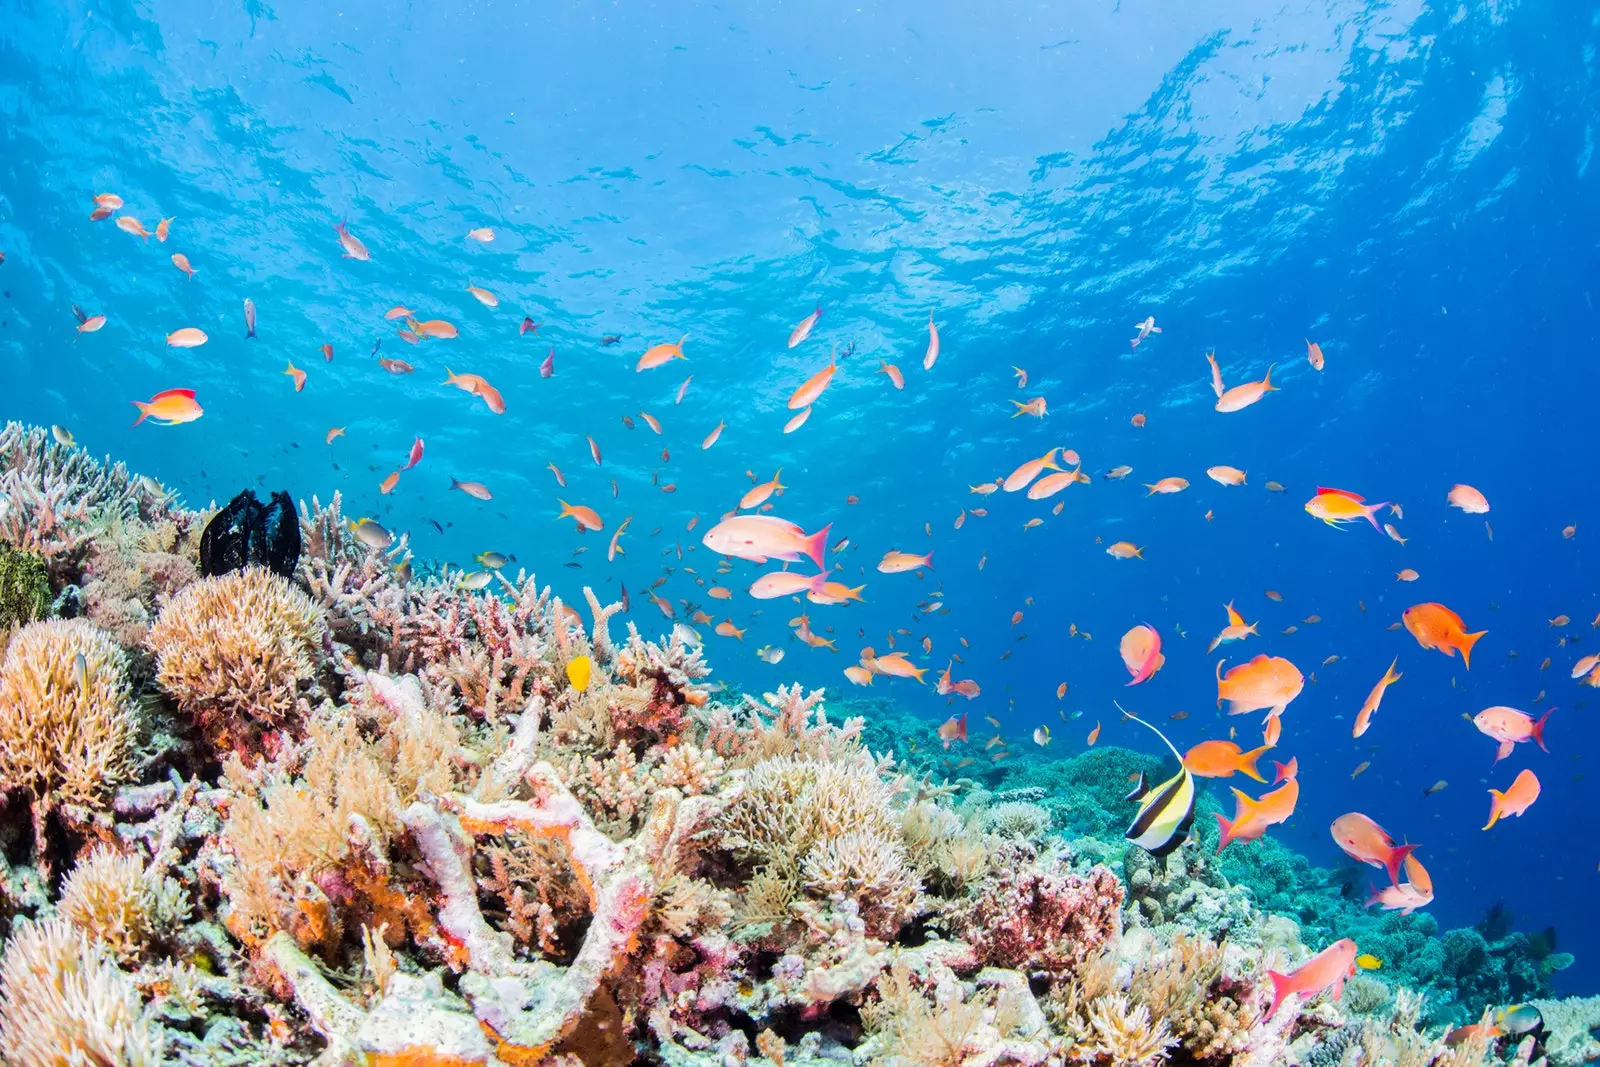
[147,567,325,759]
[0,618,140,870]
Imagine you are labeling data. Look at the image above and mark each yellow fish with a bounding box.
[1355,953,1382,971]
[566,655,592,693]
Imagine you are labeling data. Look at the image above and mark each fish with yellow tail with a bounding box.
[1116,702,1196,858]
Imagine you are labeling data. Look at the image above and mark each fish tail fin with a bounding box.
[1263,362,1279,390]
[1266,970,1294,1020]
[1385,658,1403,686]
[1363,502,1389,532]
[676,334,690,353]
[246,327,257,339]
[921,552,935,570]
[1236,745,1272,783]
[1366,883,1383,909]
[556,499,573,520]
[1010,401,1026,417]
[1134,546,1144,558]
[799,522,832,569]
[1458,629,1487,669]
[443,366,458,385]
[129,402,150,428]
[911,665,927,684]
[1207,635,1222,654]
[1533,708,1552,752]
[1483,790,1505,831]
[1144,483,1158,496]
[1228,786,1262,818]
[1385,843,1420,884]
[772,468,785,491]
[1272,760,1294,784]
[804,571,830,595]
[1214,812,1235,854]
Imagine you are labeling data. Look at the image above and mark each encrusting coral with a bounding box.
[0,427,1589,1066]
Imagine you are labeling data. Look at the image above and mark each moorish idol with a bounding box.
[1116,701,1197,857]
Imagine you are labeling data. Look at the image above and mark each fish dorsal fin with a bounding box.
[151,388,197,401]
[1316,486,1365,502]
[1124,771,1149,802]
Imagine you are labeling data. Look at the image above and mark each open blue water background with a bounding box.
[2,0,1597,991]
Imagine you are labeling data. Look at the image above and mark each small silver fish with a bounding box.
[672,623,702,648]
[475,551,511,570]
[73,652,88,691]
[456,570,492,591]
[138,475,164,497]
[756,645,784,664]
[51,425,74,447]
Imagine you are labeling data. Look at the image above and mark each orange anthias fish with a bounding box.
[715,620,746,641]
[1447,483,1490,514]
[1330,813,1419,884]
[1011,397,1047,418]
[379,471,400,495]
[1305,487,1390,532]
[937,713,967,749]
[1207,465,1247,486]
[1473,705,1551,763]
[443,368,506,414]
[789,351,838,409]
[1184,740,1271,782]
[701,420,726,450]
[449,477,492,501]
[557,500,604,532]
[1207,602,1258,653]
[1266,939,1358,1019]
[878,361,905,389]
[1144,477,1189,496]
[1272,756,1298,784]
[116,216,150,239]
[1107,542,1144,560]
[638,335,689,371]
[1217,655,1304,720]
[171,253,197,279]
[749,570,830,600]
[787,305,822,348]
[878,550,934,574]
[923,309,940,370]
[740,470,786,510]
[1215,776,1298,852]
[165,327,208,348]
[284,361,307,392]
[1119,624,1164,685]
[872,652,927,683]
[410,318,459,339]
[1026,469,1088,500]
[1352,658,1402,738]
[1205,349,1225,398]
[1483,768,1540,830]
[1215,363,1279,413]
[334,220,370,260]
[130,388,202,427]
[1402,602,1486,667]
[1306,339,1324,370]
[808,581,866,606]
[1004,448,1062,492]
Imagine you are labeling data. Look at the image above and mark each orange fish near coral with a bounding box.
[1119,624,1164,685]
[1216,655,1304,720]
[1352,658,1402,738]
[638,335,689,371]
[1483,768,1540,830]
[1402,602,1485,668]
[937,713,967,748]
[1265,939,1358,1019]
[1184,740,1270,783]
[130,388,202,427]
[1330,813,1419,885]
[1215,776,1298,852]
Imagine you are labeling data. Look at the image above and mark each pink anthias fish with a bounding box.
[1473,706,1551,764]
[1265,939,1358,1019]
[748,569,830,600]
[701,515,831,569]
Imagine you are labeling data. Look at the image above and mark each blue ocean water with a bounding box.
[2,0,1596,993]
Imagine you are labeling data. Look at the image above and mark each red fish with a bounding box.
[1265,939,1357,1018]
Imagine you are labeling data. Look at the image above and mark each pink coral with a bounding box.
[948,858,1124,977]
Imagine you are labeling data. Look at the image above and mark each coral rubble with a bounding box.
[0,424,1586,1065]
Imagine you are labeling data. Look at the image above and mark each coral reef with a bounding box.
[0,427,1588,1066]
